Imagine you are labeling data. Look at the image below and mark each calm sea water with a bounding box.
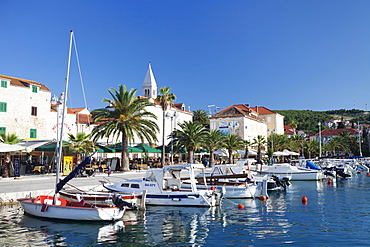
[1,174,370,246]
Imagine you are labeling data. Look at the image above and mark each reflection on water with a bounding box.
[2,175,370,246]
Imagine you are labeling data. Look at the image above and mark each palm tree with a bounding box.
[252,135,267,164]
[304,140,319,159]
[290,120,298,136]
[223,134,244,164]
[243,140,252,159]
[203,130,225,166]
[90,85,159,171]
[156,87,176,167]
[289,135,305,155]
[66,133,95,163]
[0,132,22,144]
[172,121,207,163]
[193,109,210,128]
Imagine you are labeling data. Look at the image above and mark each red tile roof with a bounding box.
[0,74,51,91]
[250,106,276,114]
[210,104,265,122]
[318,128,358,136]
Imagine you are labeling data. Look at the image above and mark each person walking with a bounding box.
[107,165,112,176]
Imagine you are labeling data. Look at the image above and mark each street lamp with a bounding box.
[358,122,363,156]
[318,122,322,157]
[166,111,177,164]
[207,105,215,116]
[268,129,275,164]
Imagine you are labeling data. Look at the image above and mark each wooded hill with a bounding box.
[275,109,370,134]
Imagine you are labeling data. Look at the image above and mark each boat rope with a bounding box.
[72,34,89,111]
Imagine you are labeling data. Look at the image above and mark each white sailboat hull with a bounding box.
[18,196,125,221]
[143,191,221,207]
[182,182,261,199]
[261,164,326,181]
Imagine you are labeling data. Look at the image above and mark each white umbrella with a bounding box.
[273,151,289,156]
[0,143,26,152]
[283,149,300,156]
[238,150,257,156]
[214,149,228,156]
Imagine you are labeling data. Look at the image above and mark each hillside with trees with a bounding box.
[275,109,370,134]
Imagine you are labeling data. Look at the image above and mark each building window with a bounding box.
[30,129,37,138]
[31,106,37,116]
[1,80,7,88]
[0,102,7,112]
[0,127,5,134]
[32,85,38,93]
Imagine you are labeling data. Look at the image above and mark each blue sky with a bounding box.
[2,1,370,113]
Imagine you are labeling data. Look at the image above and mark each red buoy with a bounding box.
[259,196,267,201]
[367,173,370,176]
[237,204,245,209]
[211,186,215,191]
[302,196,308,203]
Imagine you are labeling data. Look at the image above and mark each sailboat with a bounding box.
[18,31,126,221]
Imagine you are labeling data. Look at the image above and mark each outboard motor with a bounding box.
[112,194,136,210]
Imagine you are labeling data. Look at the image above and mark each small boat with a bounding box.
[197,159,290,191]
[102,164,223,207]
[182,174,268,199]
[261,163,326,181]
[17,31,126,221]
[59,188,143,209]
[18,195,125,221]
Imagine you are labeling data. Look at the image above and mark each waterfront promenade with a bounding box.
[0,170,147,205]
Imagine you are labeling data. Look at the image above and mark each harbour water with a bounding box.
[1,174,370,246]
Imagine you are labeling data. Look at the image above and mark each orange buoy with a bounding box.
[237,204,245,209]
[259,196,267,201]
[367,173,370,176]
[302,196,308,203]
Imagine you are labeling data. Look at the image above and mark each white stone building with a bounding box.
[0,75,52,140]
[209,104,284,142]
[0,63,192,150]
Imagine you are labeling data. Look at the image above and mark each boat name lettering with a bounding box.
[145,184,156,187]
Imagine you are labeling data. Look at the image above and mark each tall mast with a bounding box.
[55,30,73,192]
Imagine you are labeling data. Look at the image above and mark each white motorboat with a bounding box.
[102,164,223,207]
[260,163,326,181]
[197,159,290,191]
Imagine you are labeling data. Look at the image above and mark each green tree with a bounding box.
[304,140,319,159]
[289,135,305,155]
[223,134,244,164]
[203,130,225,166]
[156,87,176,167]
[90,85,159,171]
[193,109,210,128]
[290,120,298,136]
[243,140,253,159]
[252,135,267,164]
[0,132,22,144]
[173,121,207,163]
[66,133,95,163]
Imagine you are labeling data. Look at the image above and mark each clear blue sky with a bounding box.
[2,1,370,113]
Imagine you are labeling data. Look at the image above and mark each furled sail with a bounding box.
[56,156,91,193]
